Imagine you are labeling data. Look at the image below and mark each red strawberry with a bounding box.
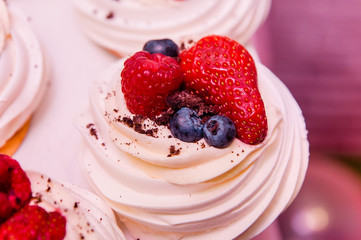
[121,51,183,118]
[0,205,66,240]
[180,35,267,144]
[0,154,31,223]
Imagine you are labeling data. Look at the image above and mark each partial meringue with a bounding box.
[77,57,309,239]
[72,0,271,56]
[0,1,47,148]
[27,171,126,240]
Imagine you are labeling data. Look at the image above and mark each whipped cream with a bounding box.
[27,171,126,240]
[77,57,309,239]
[0,1,47,147]
[71,0,271,56]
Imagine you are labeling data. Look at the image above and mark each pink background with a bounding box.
[255,0,361,155]
[254,1,361,239]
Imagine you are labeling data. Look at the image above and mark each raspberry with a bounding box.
[121,51,183,118]
[0,154,31,223]
[0,205,66,240]
[180,35,268,144]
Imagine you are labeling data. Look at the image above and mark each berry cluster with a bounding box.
[0,154,66,239]
[121,35,268,147]
[170,107,236,148]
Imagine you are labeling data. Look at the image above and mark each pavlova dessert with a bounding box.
[72,0,271,57]
[0,0,47,155]
[77,35,309,239]
[0,154,126,239]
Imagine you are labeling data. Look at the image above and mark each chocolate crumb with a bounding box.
[180,42,185,50]
[106,11,114,19]
[105,92,112,100]
[32,195,42,204]
[74,202,79,209]
[87,124,99,140]
[120,115,159,138]
[167,145,181,157]
[166,90,217,121]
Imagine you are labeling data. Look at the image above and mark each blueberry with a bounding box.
[203,115,236,148]
[143,39,179,57]
[170,107,203,142]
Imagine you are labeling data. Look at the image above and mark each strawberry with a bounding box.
[180,35,267,144]
[0,154,31,223]
[121,51,183,119]
[0,205,66,240]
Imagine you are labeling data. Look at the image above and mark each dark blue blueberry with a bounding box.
[170,107,203,142]
[143,39,179,57]
[203,115,236,148]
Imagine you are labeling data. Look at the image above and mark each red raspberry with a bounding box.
[121,51,183,118]
[0,205,66,240]
[0,154,31,223]
[180,35,268,144]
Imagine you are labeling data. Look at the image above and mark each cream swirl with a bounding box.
[0,1,47,147]
[77,58,309,239]
[71,0,271,56]
[27,171,126,240]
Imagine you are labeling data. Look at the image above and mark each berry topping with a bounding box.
[0,205,66,240]
[203,115,236,148]
[180,35,267,144]
[170,107,203,142]
[121,51,183,118]
[143,39,179,57]
[0,154,31,223]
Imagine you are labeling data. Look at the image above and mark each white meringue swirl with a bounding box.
[72,0,271,56]
[27,171,126,240]
[0,2,47,147]
[77,57,309,239]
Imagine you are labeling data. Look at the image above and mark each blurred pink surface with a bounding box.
[251,221,282,240]
[254,0,361,155]
[278,153,361,240]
